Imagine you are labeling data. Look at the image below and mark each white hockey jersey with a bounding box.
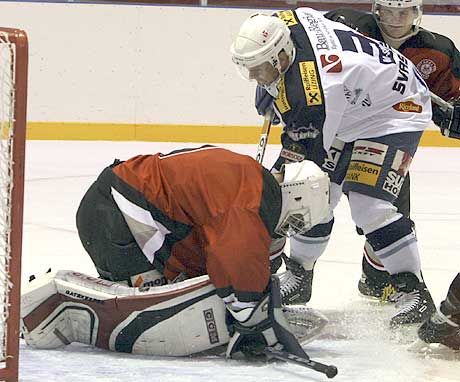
[273,8,432,150]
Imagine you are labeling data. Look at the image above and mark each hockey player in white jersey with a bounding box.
[231,8,435,327]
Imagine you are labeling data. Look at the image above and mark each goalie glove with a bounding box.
[226,275,309,359]
[432,98,460,140]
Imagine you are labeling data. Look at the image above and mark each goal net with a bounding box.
[0,27,28,382]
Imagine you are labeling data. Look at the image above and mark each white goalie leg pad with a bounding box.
[21,270,321,356]
[108,282,229,356]
[21,270,100,349]
[21,270,230,356]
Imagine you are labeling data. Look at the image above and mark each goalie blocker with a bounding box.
[20,270,328,357]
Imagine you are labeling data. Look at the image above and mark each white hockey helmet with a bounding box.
[373,0,423,38]
[230,13,294,86]
[275,161,330,238]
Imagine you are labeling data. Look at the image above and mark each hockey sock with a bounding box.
[365,216,422,281]
[290,218,333,270]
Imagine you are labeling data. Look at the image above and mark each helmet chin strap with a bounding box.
[263,77,281,98]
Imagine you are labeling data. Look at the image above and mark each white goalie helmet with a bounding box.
[230,13,294,88]
[373,0,423,38]
[275,161,330,238]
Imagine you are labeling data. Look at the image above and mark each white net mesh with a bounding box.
[0,31,15,363]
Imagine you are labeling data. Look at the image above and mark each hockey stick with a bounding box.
[255,110,274,164]
[429,92,457,138]
[430,92,453,113]
[264,347,338,379]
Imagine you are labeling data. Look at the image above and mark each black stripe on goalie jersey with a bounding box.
[104,167,192,273]
[216,286,266,304]
[259,168,282,237]
[114,289,217,352]
[158,144,216,158]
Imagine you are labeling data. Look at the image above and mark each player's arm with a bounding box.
[432,97,460,140]
[324,8,360,30]
[203,209,307,358]
[429,34,460,139]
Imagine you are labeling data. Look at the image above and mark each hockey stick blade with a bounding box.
[255,111,273,164]
[264,347,338,379]
[430,91,453,113]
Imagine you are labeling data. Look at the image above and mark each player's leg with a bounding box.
[344,133,435,327]
[277,138,351,305]
[418,273,460,349]
[358,173,412,301]
[76,165,166,287]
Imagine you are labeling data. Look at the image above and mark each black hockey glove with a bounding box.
[433,99,460,140]
[226,276,308,359]
[255,86,280,125]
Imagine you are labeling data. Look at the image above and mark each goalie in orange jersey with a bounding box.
[21,145,330,359]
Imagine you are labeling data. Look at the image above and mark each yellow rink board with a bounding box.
[26,122,460,147]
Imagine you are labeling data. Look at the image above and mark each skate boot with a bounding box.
[358,250,395,302]
[389,272,436,328]
[279,254,314,305]
[417,310,460,350]
[270,254,283,274]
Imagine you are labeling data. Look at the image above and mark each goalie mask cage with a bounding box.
[0,28,28,382]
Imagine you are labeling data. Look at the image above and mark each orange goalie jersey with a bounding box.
[110,145,281,303]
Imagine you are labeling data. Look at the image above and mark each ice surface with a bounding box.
[19,142,460,381]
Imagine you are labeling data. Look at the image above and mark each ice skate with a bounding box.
[417,310,460,350]
[358,256,395,302]
[389,272,436,328]
[279,255,313,305]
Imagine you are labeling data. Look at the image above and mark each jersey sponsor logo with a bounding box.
[351,141,388,165]
[276,10,298,27]
[275,77,291,113]
[392,101,422,113]
[322,139,345,172]
[286,123,320,141]
[383,150,412,196]
[343,85,372,107]
[131,270,168,288]
[320,54,342,73]
[299,61,323,106]
[392,53,410,95]
[298,9,337,50]
[416,59,437,80]
[345,161,381,186]
[280,147,306,162]
[203,308,220,344]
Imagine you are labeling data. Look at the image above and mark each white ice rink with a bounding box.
[19,141,460,381]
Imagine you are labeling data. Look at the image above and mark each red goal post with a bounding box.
[0,27,28,382]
